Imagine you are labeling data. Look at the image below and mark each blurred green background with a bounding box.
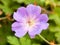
[0,0,60,45]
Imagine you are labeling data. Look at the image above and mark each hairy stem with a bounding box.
[38,34,50,44]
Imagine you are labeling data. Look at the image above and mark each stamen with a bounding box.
[27,19,35,26]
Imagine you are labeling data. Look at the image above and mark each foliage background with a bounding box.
[0,0,60,45]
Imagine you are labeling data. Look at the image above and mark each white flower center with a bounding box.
[28,20,34,26]
[26,19,35,28]
[24,18,36,31]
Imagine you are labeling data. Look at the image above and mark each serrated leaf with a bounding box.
[7,36,20,45]
[2,6,13,14]
[0,0,20,14]
[20,35,31,45]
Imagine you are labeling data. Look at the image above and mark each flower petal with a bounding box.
[29,35,35,38]
[12,22,21,31]
[17,7,28,17]
[36,14,49,23]
[12,22,27,32]
[26,4,41,17]
[40,22,49,30]
[13,7,28,22]
[28,22,43,38]
[12,22,27,37]
[15,29,27,38]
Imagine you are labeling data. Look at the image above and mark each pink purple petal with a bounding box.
[36,14,49,23]
[13,7,28,22]
[12,22,21,31]
[12,22,27,31]
[40,22,49,30]
[26,4,41,17]
[12,22,27,37]
[13,12,27,22]
[15,29,27,38]
[28,22,43,38]
[17,7,28,17]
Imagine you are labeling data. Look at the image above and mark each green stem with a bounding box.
[38,34,50,44]
[38,35,60,45]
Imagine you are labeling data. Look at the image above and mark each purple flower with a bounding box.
[12,4,49,38]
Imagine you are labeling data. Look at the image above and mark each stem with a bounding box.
[0,17,6,20]
[38,34,50,44]
[38,34,60,45]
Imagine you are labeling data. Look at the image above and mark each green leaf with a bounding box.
[20,35,31,45]
[14,0,25,3]
[41,30,55,41]
[2,6,13,14]
[7,36,20,45]
[14,0,34,4]
[15,0,45,6]
[49,13,60,32]
[32,43,40,45]
[0,0,20,14]
[54,7,60,15]
[49,14,60,25]
[49,25,60,32]
[0,20,12,45]
[55,32,60,43]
